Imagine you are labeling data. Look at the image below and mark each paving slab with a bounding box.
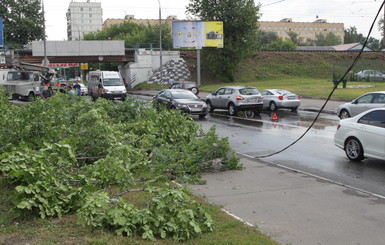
[190,156,385,245]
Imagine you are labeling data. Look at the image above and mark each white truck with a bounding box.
[0,63,57,101]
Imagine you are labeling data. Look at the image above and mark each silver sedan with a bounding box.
[260,89,301,111]
[337,91,385,119]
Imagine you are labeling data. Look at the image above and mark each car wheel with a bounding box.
[191,87,198,95]
[339,109,350,119]
[345,137,364,161]
[206,101,213,113]
[228,103,237,116]
[245,110,255,118]
[269,101,277,111]
[199,114,206,119]
[27,92,35,102]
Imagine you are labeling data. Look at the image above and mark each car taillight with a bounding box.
[298,95,301,100]
[278,95,284,100]
[236,96,245,100]
[337,124,341,130]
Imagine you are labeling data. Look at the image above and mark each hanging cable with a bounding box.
[255,0,385,159]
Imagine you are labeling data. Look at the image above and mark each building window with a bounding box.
[80,7,83,11]
[280,26,283,30]
[304,27,308,30]
[310,27,313,30]
[268,26,272,30]
[89,8,92,11]
[315,27,318,31]
[262,26,266,30]
[89,13,92,17]
[274,26,278,30]
[294,27,298,30]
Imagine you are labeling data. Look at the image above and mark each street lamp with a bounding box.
[158,0,163,87]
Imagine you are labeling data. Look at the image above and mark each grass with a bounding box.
[134,78,385,101]
[0,177,278,245]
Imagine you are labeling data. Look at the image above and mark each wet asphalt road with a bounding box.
[198,110,385,197]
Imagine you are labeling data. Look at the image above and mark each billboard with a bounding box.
[0,18,3,48]
[172,21,223,49]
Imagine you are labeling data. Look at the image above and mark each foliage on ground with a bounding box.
[0,90,245,242]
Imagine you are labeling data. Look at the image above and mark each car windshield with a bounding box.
[276,90,291,95]
[7,71,34,82]
[184,83,197,89]
[239,88,259,95]
[172,91,197,99]
[103,78,123,86]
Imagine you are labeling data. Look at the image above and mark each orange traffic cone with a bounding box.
[272,112,278,121]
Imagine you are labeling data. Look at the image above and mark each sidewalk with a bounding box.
[128,89,347,115]
[190,155,385,245]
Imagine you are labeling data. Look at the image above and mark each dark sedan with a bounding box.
[153,89,208,118]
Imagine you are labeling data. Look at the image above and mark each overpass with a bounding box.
[16,40,135,64]
[2,40,182,89]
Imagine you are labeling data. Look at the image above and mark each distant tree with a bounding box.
[344,26,365,44]
[261,38,296,50]
[0,0,44,49]
[83,22,173,49]
[378,18,384,38]
[186,0,261,82]
[256,30,278,48]
[286,31,299,44]
[315,32,341,46]
[344,26,382,50]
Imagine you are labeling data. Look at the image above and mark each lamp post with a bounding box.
[158,0,163,87]
[42,0,49,66]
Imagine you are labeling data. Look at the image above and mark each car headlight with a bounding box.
[203,104,207,108]
[177,104,188,108]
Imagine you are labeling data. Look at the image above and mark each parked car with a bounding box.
[336,91,385,119]
[260,89,301,111]
[153,89,207,118]
[334,108,385,161]
[205,86,263,116]
[356,70,385,81]
[79,83,88,96]
[170,81,200,95]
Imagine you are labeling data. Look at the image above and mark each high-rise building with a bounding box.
[66,0,103,41]
[259,18,344,44]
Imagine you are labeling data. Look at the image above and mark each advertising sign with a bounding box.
[0,18,3,48]
[172,21,223,49]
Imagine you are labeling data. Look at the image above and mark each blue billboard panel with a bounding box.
[0,18,3,47]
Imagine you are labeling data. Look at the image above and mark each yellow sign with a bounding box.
[81,63,88,70]
[204,22,223,48]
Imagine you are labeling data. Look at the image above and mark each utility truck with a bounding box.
[0,62,59,101]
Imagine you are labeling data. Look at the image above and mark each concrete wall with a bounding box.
[32,41,125,56]
[119,49,179,89]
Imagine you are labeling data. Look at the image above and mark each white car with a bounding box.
[79,83,88,96]
[334,108,385,161]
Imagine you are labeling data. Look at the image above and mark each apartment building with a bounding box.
[66,0,103,41]
[259,18,344,44]
[103,15,178,29]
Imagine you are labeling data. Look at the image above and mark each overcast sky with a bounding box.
[44,0,384,41]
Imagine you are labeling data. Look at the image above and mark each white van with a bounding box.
[88,71,127,101]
